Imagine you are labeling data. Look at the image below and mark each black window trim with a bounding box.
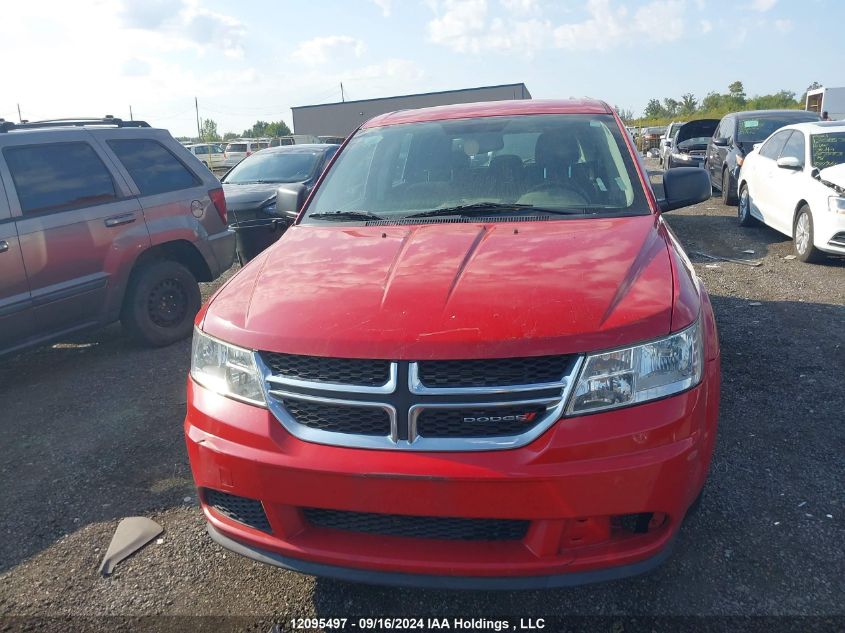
[2,140,125,217]
[107,138,202,197]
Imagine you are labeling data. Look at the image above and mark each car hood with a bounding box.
[202,215,676,359]
[222,182,279,212]
[677,119,718,144]
[819,164,845,189]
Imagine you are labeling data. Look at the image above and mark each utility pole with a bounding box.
[340,83,345,103]
[195,97,201,140]
[17,103,22,123]
[129,105,133,121]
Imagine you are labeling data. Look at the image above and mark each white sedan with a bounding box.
[737,121,845,262]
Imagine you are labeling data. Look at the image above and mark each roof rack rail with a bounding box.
[0,116,151,133]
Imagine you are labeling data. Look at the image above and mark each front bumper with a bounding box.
[185,359,719,586]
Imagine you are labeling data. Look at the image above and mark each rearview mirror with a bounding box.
[712,137,729,147]
[660,168,712,212]
[776,156,802,170]
[276,184,307,219]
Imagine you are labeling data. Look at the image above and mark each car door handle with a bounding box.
[104,213,136,228]
[0,240,8,253]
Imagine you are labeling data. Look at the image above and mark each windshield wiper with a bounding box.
[403,203,536,218]
[308,210,387,222]
[404,203,588,219]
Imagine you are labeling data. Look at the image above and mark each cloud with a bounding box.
[120,0,246,58]
[427,0,552,56]
[499,0,541,15]
[371,0,392,16]
[290,35,366,65]
[427,0,686,55]
[700,19,712,33]
[750,0,777,11]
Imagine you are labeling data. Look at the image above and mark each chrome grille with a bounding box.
[414,403,551,438]
[259,354,583,452]
[278,397,391,436]
[259,352,391,387]
[416,356,571,388]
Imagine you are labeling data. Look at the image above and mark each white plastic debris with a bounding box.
[748,302,762,306]
[784,255,797,260]
[741,249,756,254]
[798,501,807,507]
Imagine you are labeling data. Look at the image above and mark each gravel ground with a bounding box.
[1,161,843,629]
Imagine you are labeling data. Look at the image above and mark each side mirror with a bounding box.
[276,183,307,219]
[776,156,802,170]
[712,137,729,147]
[660,167,712,212]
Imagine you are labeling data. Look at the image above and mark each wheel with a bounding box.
[721,167,737,205]
[737,184,758,227]
[121,259,201,346]
[793,206,823,263]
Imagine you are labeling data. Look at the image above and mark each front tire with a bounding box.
[721,167,737,206]
[121,260,201,347]
[793,206,823,263]
[737,184,758,227]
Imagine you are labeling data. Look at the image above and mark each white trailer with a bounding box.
[806,87,845,120]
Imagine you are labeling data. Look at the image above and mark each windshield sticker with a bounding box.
[742,120,760,129]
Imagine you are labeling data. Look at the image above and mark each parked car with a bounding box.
[222,139,270,168]
[664,119,719,170]
[270,135,320,147]
[0,116,235,356]
[659,121,685,162]
[737,121,845,262]
[706,109,820,206]
[186,99,719,589]
[221,144,339,224]
[186,143,225,169]
[638,126,665,153]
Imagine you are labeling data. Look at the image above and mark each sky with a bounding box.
[0,0,840,137]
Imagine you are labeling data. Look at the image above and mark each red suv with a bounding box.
[186,100,720,588]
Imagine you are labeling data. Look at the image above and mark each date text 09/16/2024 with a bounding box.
[287,617,546,630]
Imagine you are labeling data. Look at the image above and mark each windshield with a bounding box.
[737,114,819,143]
[677,137,711,148]
[811,132,845,169]
[226,143,247,153]
[303,114,648,223]
[224,151,320,184]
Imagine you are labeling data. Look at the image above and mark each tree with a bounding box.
[700,91,724,113]
[663,98,680,117]
[242,120,292,138]
[643,98,665,120]
[222,132,238,141]
[614,105,634,121]
[200,118,220,141]
[728,81,747,107]
[680,93,697,116]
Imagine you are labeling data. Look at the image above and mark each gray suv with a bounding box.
[0,116,235,356]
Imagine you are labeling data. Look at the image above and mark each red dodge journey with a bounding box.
[185,99,720,589]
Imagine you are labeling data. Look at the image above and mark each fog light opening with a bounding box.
[615,512,668,534]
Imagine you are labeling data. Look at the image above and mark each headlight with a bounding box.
[828,196,845,214]
[567,319,703,415]
[735,154,744,167]
[190,329,266,406]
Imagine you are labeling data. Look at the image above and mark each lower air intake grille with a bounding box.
[205,489,271,533]
[303,508,529,541]
[417,356,571,388]
[280,398,391,436]
[415,404,549,438]
[260,352,390,387]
